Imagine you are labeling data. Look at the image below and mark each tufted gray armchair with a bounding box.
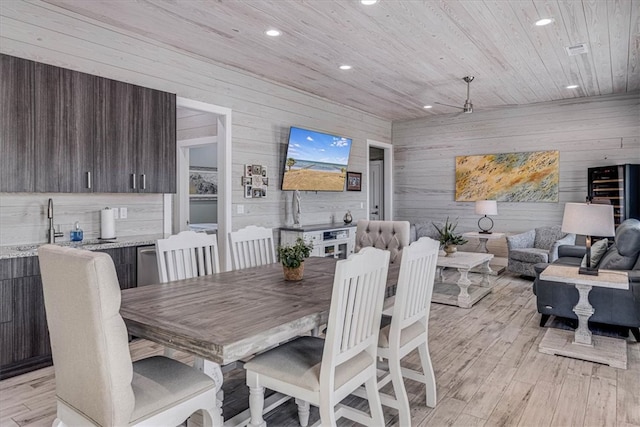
[506,225,576,277]
[355,220,410,263]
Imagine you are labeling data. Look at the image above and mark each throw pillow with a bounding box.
[580,238,609,268]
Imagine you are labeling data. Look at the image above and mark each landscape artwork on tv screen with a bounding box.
[282,127,352,191]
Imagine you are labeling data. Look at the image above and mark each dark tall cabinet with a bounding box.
[588,164,640,226]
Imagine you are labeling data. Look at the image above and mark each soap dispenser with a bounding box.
[70,221,84,242]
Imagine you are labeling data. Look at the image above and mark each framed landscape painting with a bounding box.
[455,150,559,202]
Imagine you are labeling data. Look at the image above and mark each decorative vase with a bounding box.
[343,210,352,224]
[443,244,457,256]
[283,263,304,281]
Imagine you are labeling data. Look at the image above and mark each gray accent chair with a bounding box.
[356,220,410,263]
[506,225,576,277]
[533,218,640,341]
[38,245,219,426]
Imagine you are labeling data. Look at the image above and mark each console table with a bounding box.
[280,223,356,259]
[538,265,629,369]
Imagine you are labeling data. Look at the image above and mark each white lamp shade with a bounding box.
[561,203,615,237]
[475,200,498,216]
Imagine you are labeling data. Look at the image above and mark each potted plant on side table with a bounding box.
[277,237,314,281]
[433,217,468,256]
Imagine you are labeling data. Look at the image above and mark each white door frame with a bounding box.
[366,140,393,220]
[172,97,232,271]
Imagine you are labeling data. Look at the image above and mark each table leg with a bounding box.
[456,268,472,308]
[193,358,224,426]
[480,260,492,286]
[573,284,594,346]
[478,238,489,253]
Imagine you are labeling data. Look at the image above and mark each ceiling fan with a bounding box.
[435,76,475,114]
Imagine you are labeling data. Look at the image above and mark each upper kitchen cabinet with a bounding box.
[0,55,35,192]
[94,80,176,193]
[34,62,95,193]
[0,54,176,194]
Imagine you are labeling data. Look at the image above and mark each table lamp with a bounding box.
[475,200,498,234]
[561,202,615,276]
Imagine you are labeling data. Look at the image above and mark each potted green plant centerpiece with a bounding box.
[277,237,314,281]
[433,217,468,256]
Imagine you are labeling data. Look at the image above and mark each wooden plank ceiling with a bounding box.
[40,0,640,121]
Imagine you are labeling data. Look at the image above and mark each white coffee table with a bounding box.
[538,264,629,369]
[462,231,506,275]
[432,251,494,308]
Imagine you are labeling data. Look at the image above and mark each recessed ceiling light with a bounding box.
[423,105,433,109]
[339,65,352,70]
[566,84,579,89]
[265,29,281,37]
[361,0,378,5]
[535,18,554,26]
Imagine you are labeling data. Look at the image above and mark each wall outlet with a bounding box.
[120,207,128,219]
[237,204,244,214]
[113,208,119,219]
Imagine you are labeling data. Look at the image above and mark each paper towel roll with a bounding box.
[100,208,116,239]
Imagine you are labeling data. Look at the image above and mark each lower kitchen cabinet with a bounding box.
[0,247,138,380]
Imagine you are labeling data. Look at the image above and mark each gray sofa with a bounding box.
[532,218,640,341]
[506,225,576,277]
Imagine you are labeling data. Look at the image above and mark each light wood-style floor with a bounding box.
[1,272,639,427]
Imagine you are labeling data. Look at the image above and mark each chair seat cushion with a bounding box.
[130,356,216,424]
[378,321,425,349]
[510,248,549,264]
[244,336,372,392]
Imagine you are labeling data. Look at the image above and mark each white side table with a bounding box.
[462,231,505,253]
[538,265,629,369]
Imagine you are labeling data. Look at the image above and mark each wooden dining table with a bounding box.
[120,256,400,426]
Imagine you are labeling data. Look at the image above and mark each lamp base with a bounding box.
[578,266,599,276]
[478,230,492,234]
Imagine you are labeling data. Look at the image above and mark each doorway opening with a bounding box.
[366,140,393,221]
[173,98,232,270]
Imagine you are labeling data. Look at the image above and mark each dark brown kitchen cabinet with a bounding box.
[0,55,36,192]
[0,54,176,194]
[94,79,176,193]
[34,62,95,192]
[0,247,138,380]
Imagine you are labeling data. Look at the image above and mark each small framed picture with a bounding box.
[244,164,253,176]
[252,188,263,198]
[261,167,267,177]
[245,185,253,198]
[252,175,263,187]
[262,177,269,186]
[242,176,252,186]
[252,165,262,176]
[346,171,362,191]
[261,187,267,197]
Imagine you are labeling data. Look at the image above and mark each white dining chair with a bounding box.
[156,230,220,282]
[228,225,276,270]
[244,247,390,427]
[355,236,440,426]
[37,244,220,427]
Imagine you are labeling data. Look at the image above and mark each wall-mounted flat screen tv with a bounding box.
[282,127,353,191]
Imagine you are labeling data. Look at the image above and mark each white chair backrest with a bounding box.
[391,237,439,333]
[228,225,276,270]
[321,247,390,387]
[156,231,220,283]
[38,245,135,426]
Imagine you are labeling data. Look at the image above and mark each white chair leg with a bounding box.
[418,343,437,408]
[388,354,410,427]
[295,398,311,427]
[364,375,385,427]
[163,346,175,358]
[247,373,266,427]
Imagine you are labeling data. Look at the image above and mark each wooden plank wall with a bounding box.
[0,0,391,246]
[393,92,640,257]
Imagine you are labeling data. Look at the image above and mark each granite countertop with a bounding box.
[0,234,164,259]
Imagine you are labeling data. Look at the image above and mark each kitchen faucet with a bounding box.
[47,198,64,243]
